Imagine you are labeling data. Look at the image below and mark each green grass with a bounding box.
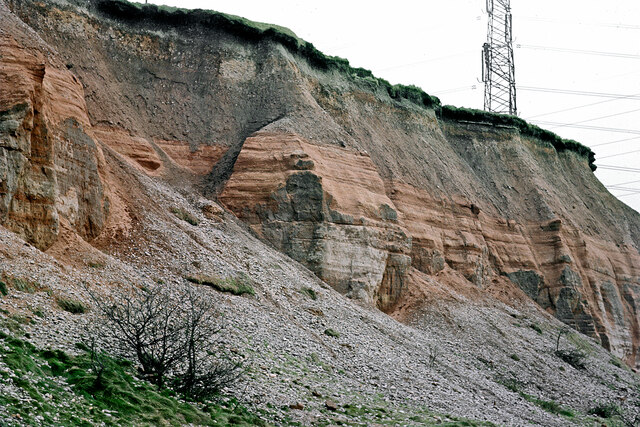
[555,349,587,370]
[300,287,317,300]
[610,357,623,368]
[2,275,40,293]
[520,392,574,417]
[0,332,267,426]
[439,105,596,170]
[186,273,255,296]
[31,307,45,317]
[87,261,105,269]
[529,323,543,334]
[56,297,88,314]
[171,207,199,226]
[588,402,618,419]
[324,328,340,338]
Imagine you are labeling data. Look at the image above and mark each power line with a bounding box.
[598,149,640,160]
[520,86,640,100]
[546,107,640,130]
[525,96,638,120]
[610,188,640,196]
[606,183,640,196]
[432,85,477,95]
[607,185,640,191]
[518,15,640,30]
[592,136,640,148]
[517,44,640,60]
[531,121,640,135]
[378,50,474,72]
[597,165,640,173]
[609,178,640,187]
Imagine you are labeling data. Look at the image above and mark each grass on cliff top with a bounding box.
[0,330,266,426]
[440,105,596,170]
[93,0,594,169]
[95,0,440,110]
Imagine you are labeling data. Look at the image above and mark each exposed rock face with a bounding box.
[0,2,107,249]
[2,0,640,368]
[219,132,411,306]
[388,177,640,365]
[154,140,226,175]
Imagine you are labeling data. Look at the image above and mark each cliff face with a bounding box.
[2,0,640,368]
[0,1,108,249]
[219,132,412,307]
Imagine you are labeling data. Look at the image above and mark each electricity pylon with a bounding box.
[482,0,517,115]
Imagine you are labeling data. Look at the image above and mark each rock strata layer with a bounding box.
[220,132,411,307]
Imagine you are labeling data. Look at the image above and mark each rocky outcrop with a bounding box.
[0,3,107,249]
[219,132,411,306]
[154,140,226,175]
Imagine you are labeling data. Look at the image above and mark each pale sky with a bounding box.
[145,0,640,213]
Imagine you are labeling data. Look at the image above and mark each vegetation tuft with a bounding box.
[610,357,623,368]
[56,297,88,314]
[529,323,543,334]
[300,287,318,300]
[588,402,619,419]
[324,328,340,338]
[87,261,105,269]
[555,349,587,370]
[186,273,255,296]
[1,275,41,294]
[171,207,200,225]
[520,392,574,417]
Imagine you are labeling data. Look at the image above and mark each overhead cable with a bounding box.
[518,16,640,30]
[378,50,475,72]
[531,121,640,135]
[598,149,640,160]
[525,96,640,120]
[597,165,640,173]
[520,86,640,100]
[546,107,640,130]
[517,44,640,60]
[432,85,477,95]
[591,136,640,148]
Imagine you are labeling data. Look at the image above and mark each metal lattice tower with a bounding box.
[482,0,517,115]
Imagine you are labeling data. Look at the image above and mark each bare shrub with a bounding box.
[87,283,242,400]
[555,348,586,370]
[554,327,586,370]
[427,344,439,369]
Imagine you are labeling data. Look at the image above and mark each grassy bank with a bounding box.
[0,330,266,426]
